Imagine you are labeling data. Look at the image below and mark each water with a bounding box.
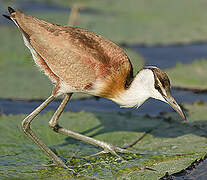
[19,1,113,15]
[131,43,207,69]
[0,0,114,25]
[0,89,207,116]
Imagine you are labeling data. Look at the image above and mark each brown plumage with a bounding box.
[9,9,133,98]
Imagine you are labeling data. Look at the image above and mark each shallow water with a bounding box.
[0,90,207,116]
[131,43,207,68]
[19,1,112,15]
[0,0,113,25]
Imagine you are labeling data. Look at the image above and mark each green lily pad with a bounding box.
[166,59,207,90]
[32,0,207,45]
[0,103,206,179]
[3,0,207,45]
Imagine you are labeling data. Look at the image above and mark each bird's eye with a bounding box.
[154,83,164,95]
[155,83,160,90]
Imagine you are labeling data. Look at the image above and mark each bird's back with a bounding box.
[12,10,133,98]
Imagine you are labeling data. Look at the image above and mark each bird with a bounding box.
[3,7,186,169]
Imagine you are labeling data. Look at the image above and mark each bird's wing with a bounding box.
[12,10,133,92]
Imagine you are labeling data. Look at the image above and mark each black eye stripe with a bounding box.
[144,67,171,96]
[155,83,159,89]
[154,79,165,96]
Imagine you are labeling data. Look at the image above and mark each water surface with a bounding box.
[131,43,207,68]
[1,90,207,116]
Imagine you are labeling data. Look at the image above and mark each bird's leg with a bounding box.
[48,93,72,132]
[48,94,123,158]
[48,94,142,159]
[21,95,68,169]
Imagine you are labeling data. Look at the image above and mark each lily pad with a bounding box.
[28,0,207,45]
[2,0,207,45]
[0,103,206,179]
[166,59,207,91]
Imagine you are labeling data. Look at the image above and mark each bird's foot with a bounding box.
[84,142,145,160]
[84,133,149,159]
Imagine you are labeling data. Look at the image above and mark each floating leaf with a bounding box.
[166,59,207,91]
[0,106,206,179]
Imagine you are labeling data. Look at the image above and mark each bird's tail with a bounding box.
[3,7,17,22]
[3,7,23,30]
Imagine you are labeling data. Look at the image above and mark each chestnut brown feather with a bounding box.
[12,10,133,94]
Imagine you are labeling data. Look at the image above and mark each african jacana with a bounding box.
[3,7,186,169]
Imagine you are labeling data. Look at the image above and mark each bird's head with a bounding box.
[138,66,186,120]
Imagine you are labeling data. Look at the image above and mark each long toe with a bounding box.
[84,143,144,160]
[114,146,146,155]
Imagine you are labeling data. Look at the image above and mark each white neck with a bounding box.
[111,69,155,108]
